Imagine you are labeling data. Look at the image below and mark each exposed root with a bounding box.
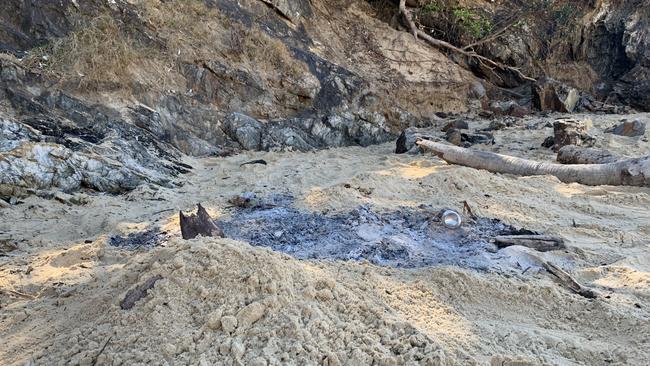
[397,0,535,82]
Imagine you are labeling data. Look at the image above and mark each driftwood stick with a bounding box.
[91,336,112,366]
[542,261,597,298]
[495,235,565,252]
[120,275,163,310]
[417,140,650,187]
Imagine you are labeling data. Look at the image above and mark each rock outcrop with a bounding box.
[1,0,647,199]
[0,0,479,197]
[605,118,647,137]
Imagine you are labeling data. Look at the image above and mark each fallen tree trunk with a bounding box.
[495,235,565,252]
[556,145,620,164]
[416,140,650,187]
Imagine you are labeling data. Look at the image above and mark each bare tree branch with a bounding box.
[398,2,536,82]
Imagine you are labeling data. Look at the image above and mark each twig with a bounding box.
[462,200,477,220]
[91,336,112,366]
[1,289,36,299]
[240,159,268,167]
[151,208,174,215]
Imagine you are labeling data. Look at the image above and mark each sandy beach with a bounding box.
[1,113,649,365]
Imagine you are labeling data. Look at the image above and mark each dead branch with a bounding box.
[1,288,35,299]
[542,261,597,298]
[91,337,112,366]
[398,1,535,82]
[416,140,650,187]
[495,235,565,252]
[120,275,163,310]
[462,200,477,220]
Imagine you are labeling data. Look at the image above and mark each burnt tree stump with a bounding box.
[179,204,224,240]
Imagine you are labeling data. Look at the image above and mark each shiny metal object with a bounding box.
[441,210,462,229]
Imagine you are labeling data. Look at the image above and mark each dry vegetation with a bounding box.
[142,0,307,75]
[24,14,178,92]
[23,0,309,96]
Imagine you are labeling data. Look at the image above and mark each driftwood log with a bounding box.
[557,145,620,164]
[179,204,224,240]
[417,140,650,187]
[495,235,565,252]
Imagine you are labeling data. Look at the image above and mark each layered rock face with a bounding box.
[1,0,646,198]
[482,0,650,111]
[0,0,475,197]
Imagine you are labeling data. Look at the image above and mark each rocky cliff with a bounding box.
[1,0,647,198]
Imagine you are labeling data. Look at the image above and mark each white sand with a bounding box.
[1,114,649,365]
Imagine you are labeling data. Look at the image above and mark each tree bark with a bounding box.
[416,140,650,187]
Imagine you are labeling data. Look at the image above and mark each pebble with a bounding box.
[230,340,245,359]
[206,309,223,330]
[236,301,266,329]
[221,315,238,333]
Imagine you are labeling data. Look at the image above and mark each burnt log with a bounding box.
[551,119,595,151]
[179,204,224,239]
[543,262,597,298]
[395,128,434,154]
[495,235,565,252]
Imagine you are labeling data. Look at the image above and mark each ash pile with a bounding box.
[218,193,528,270]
